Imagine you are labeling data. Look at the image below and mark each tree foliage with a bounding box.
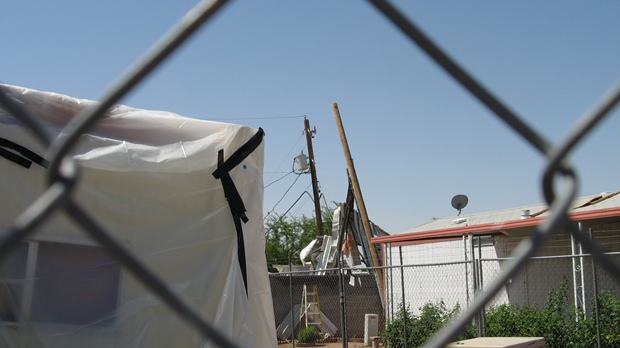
[264,204,335,270]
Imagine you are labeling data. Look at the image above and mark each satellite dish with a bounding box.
[451,194,469,216]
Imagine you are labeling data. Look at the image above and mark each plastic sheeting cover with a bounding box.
[0,84,276,347]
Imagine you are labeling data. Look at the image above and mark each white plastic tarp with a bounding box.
[0,84,276,347]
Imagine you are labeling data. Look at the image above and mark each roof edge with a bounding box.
[373,205,620,245]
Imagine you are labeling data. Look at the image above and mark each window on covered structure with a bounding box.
[0,240,121,326]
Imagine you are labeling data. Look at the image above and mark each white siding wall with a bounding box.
[385,236,514,317]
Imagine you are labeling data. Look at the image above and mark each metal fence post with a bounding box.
[338,244,347,347]
[389,243,394,321]
[289,261,294,347]
[478,236,486,337]
[289,249,298,348]
[463,235,470,307]
[571,229,581,318]
[579,223,587,317]
[399,245,408,348]
[589,228,602,348]
[470,235,481,337]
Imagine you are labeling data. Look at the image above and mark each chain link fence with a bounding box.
[2,0,620,347]
[270,269,384,345]
[270,226,620,347]
[373,227,620,347]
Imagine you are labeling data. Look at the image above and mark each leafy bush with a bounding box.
[297,325,320,343]
[485,303,541,338]
[597,291,620,348]
[381,279,620,348]
[381,301,474,347]
[485,278,620,348]
[380,303,413,348]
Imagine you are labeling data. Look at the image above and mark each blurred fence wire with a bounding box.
[271,234,620,347]
[2,0,620,347]
[0,1,237,347]
[367,1,620,347]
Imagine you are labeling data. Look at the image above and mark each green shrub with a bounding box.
[381,301,474,347]
[485,303,541,337]
[485,278,620,348]
[381,279,620,348]
[380,303,414,348]
[597,291,620,348]
[297,325,320,343]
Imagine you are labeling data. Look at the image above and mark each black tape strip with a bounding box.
[213,128,265,296]
[0,147,32,168]
[0,138,49,169]
[212,128,264,179]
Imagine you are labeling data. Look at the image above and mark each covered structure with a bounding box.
[0,84,276,347]
[373,191,620,316]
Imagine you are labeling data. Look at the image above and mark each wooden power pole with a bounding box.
[304,117,325,238]
[331,103,383,289]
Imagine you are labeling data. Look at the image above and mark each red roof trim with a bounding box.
[373,206,620,245]
[389,236,463,247]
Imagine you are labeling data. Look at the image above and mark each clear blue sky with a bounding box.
[2,1,620,234]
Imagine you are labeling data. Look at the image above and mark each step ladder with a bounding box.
[300,284,323,333]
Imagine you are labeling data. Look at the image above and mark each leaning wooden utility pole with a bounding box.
[331,103,384,289]
[304,117,325,238]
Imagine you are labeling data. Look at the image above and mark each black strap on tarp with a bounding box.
[0,138,49,169]
[212,128,264,295]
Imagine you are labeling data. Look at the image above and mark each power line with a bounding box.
[210,115,306,121]
[264,171,294,188]
[290,183,313,217]
[264,190,314,233]
[264,172,304,218]
[264,131,305,185]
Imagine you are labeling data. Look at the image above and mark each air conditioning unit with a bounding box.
[363,313,379,346]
